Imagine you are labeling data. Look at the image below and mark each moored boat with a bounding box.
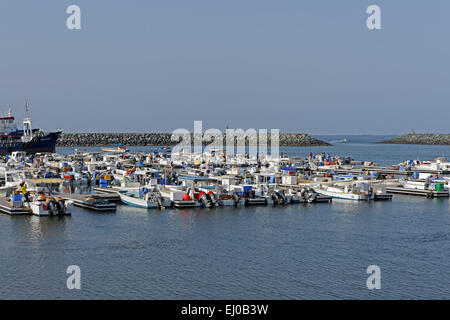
[29,194,73,216]
[0,103,61,155]
[102,144,129,154]
[119,188,170,209]
[313,182,374,201]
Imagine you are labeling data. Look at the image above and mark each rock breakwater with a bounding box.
[56,133,331,147]
[379,133,450,145]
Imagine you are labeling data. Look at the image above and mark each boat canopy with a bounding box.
[27,178,64,184]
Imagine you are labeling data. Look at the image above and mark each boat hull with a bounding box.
[119,191,170,208]
[0,131,61,155]
[313,189,372,201]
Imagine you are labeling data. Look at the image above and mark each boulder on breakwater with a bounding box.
[379,133,450,145]
[56,133,331,147]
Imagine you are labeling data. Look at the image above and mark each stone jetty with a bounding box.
[379,133,450,145]
[56,133,331,147]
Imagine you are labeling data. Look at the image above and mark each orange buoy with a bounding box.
[182,194,190,201]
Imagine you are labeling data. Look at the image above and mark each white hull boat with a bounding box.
[29,198,74,216]
[119,190,170,209]
[102,145,128,154]
[313,183,373,201]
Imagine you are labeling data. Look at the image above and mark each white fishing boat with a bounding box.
[197,185,241,206]
[119,188,170,209]
[216,192,242,206]
[102,144,129,154]
[254,185,288,205]
[330,138,348,143]
[158,185,187,201]
[285,187,319,203]
[29,194,73,216]
[313,182,373,201]
[384,179,449,197]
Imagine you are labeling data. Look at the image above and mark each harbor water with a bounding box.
[1,142,449,299]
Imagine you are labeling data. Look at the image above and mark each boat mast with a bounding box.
[23,99,33,140]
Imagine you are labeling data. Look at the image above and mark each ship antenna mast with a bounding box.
[25,99,30,119]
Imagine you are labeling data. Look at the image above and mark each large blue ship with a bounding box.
[0,102,61,155]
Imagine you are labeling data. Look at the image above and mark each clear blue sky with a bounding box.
[0,0,448,134]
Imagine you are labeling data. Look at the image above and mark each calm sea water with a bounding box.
[1,142,449,299]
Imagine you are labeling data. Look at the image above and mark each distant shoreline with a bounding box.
[379,133,450,146]
[56,133,331,147]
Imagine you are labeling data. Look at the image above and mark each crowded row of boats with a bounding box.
[2,146,450,217]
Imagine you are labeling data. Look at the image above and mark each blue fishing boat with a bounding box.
[0,102,61,155]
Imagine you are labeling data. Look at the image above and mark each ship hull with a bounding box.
[0,131,61,155]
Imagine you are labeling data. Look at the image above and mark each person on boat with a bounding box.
[16,182,30,203]
[125,166,136,177]
[425,175,431,189]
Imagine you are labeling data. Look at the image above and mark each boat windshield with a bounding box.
[6,173,20,182]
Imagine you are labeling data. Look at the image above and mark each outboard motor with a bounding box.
[306,188,317,202]
[199,192,211,208]
[275,191,287,205]
[208,192,218,206]
[85,172,92,186]
[46,198,58,216]
[245,189,255,199]
[309,191,317,202]
[56,197,66,215]
[205,192,214,206]
[365,188,373,201]
[298,188,306,201]
[157,196,164,209]
[232,192,240,206]
[271,193,279,205]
